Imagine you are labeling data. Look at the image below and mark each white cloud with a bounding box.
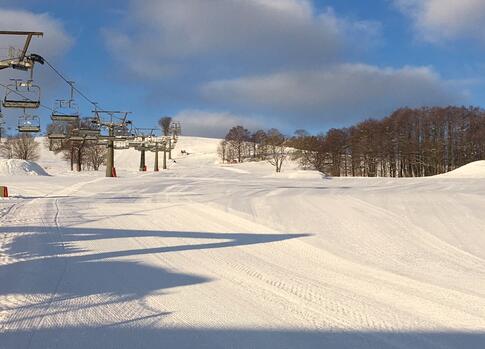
[0,8,72,57]
[394,0,485,43]
[201,64,462,126]
[103,0,380,78]
[173,110,264,138]
[101,1,464,131]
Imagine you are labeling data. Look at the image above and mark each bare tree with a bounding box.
[265,128,288,173]
[159,116,172,136]
[46,118,101,172]
[84,142,107,170]
[218,140,228,163]
[289,106,485,177]
[0,134,40,161]
[0,137,14,158]
[251,129,267,160]
[225,125,250,163]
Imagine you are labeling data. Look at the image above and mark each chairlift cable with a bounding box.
[42,57,104,110]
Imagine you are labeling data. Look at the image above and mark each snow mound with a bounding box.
[0,159,49,176]
[437,160,485,178]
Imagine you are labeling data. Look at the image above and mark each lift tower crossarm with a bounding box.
[0,31,43,70]
[91,110,133,177]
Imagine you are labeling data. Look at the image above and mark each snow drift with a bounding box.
[0,159,49,176]
[436,160,485,179]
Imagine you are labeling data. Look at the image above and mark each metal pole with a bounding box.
[106,128,114,177]
[168,138,172,160]
[154,143,159,171]
[163,148,167,170]
[139,142,146,171]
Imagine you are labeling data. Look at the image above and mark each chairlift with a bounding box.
[69,135,84,142]
[47,133,67,140]
[78,127,100,136]
[51,83,80,122]
[128,140,141,147]
[3,79,41,109]
[84,135,98,141]
[98,135,115,141]
[17,113,40,133]
[114,141,129,150]
[51,100,79,122]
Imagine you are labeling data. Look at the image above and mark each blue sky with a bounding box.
[1,0,484,137]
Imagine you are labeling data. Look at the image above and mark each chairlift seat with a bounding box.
[18,125,40,133]
[114,142,129,150]
[78,128,100,136]
[51,113,79,122]
[69,136,84,142]
[3,99,40,109]
[98,136,115,141]
[48,133,67,140]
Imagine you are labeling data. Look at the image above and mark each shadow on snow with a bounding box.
[2,327,484,349]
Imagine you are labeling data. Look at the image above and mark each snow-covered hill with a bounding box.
[0,159,49,176]
[1,136,485,349]
[435,160,485,178]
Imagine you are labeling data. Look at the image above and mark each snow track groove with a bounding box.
[1,138,485,348]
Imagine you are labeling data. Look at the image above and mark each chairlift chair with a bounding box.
[48,133,67,140]
[84,135,98,141]
[114,141,129,150]
[98,135,115,141]
[51,100,80,122]
[69,135,84,142]
[51,83,80,121]
[3,80,41,109]
[128,140,140,147]
[17,113,40,133]
[78,127,100,136]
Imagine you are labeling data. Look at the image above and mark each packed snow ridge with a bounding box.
[0,159,49,176]
[435,160,485,178]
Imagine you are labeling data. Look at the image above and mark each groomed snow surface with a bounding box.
[1,137,485,349]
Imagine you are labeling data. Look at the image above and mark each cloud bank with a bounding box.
[394,0,485,43]
[103,0,465,135]
[201,64,459,126]
[173,110,263,138]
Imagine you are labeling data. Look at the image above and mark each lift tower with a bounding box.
[91,110,132,177]
[0,31,44,71]
[132,128,158,171]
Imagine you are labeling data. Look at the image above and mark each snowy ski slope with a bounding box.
[0,137,484,348]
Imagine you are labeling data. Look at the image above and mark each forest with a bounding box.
[221,106,485,177]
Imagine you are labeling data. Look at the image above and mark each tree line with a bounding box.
[219,126,289,173]
[220,106,485,177]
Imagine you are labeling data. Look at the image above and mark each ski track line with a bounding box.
[204,184,485,331]
[0,176,109,345]
[348,195,485,267]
